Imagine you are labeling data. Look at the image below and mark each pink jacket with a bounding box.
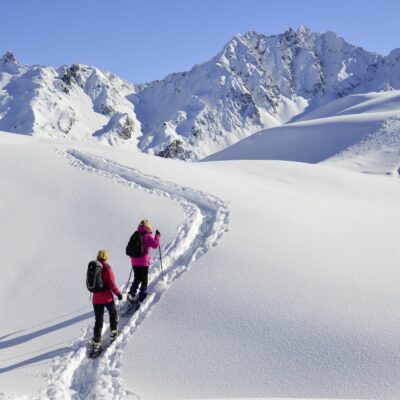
[130,225,160,267]
[92,261,121,304]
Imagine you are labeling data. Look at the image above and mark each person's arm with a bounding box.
[145,231,160,249]
[106,265,121,297]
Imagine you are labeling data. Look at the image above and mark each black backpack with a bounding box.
[126,231,145,257]
[86,261,105,292]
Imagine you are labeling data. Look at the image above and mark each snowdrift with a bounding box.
[205,91,400,176]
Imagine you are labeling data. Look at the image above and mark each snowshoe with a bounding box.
[87,341,103,359]
[121,298,140,317]
[127,293,137,304]
[110,330,119,343]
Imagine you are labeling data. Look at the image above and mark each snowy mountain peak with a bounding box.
[0,58,141,144]
[2,27,400,160]
[297,25,311,35]
[0,51,20,74]
[387,48,400,61]
[131,27,400,160]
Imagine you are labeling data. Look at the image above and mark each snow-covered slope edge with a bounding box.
[205,90,400,176]
[44,150,229,399]
[325,116,400,174]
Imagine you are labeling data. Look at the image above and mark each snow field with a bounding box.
[154,184,398,397]
[78,145,400,399]
[1,131,400,399]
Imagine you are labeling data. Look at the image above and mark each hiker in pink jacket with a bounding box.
[127,219,160,304]
[92,249,122,349]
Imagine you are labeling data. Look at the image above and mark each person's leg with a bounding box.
[93,303,105,342]
[129,267,140,296]
[105,301,118,332]
[138,268,149,302]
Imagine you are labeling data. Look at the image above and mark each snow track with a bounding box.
[44,150,229,399]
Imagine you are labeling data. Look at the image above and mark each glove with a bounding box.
[156,229,161,236]
[117,293,123,301]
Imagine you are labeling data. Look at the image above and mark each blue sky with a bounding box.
[2,0,400,83]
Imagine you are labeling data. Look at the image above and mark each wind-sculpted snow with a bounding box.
[325,117,400,175]
[205,90,400,169]
[44,150,229,399]
[332,117,400,158]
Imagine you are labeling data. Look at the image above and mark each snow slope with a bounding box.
[0,133,182,397]
[1,130,400,399]
[205,90,400,176]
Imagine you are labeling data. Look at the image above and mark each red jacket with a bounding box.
[130,225,160,267]
[92,261,121,304]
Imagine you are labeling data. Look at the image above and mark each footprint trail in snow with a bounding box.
[45,149,229,399]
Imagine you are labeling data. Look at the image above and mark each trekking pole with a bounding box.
[159,245,164,277]
[125,267,133,291]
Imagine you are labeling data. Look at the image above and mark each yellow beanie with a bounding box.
[97,249,109,261]
[140,219,152,230]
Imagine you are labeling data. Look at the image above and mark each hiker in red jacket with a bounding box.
[92,249,122,349]
[127,219,160,304]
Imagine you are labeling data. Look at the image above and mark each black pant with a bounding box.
[129,267,149,302]
[93,301,118,342]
